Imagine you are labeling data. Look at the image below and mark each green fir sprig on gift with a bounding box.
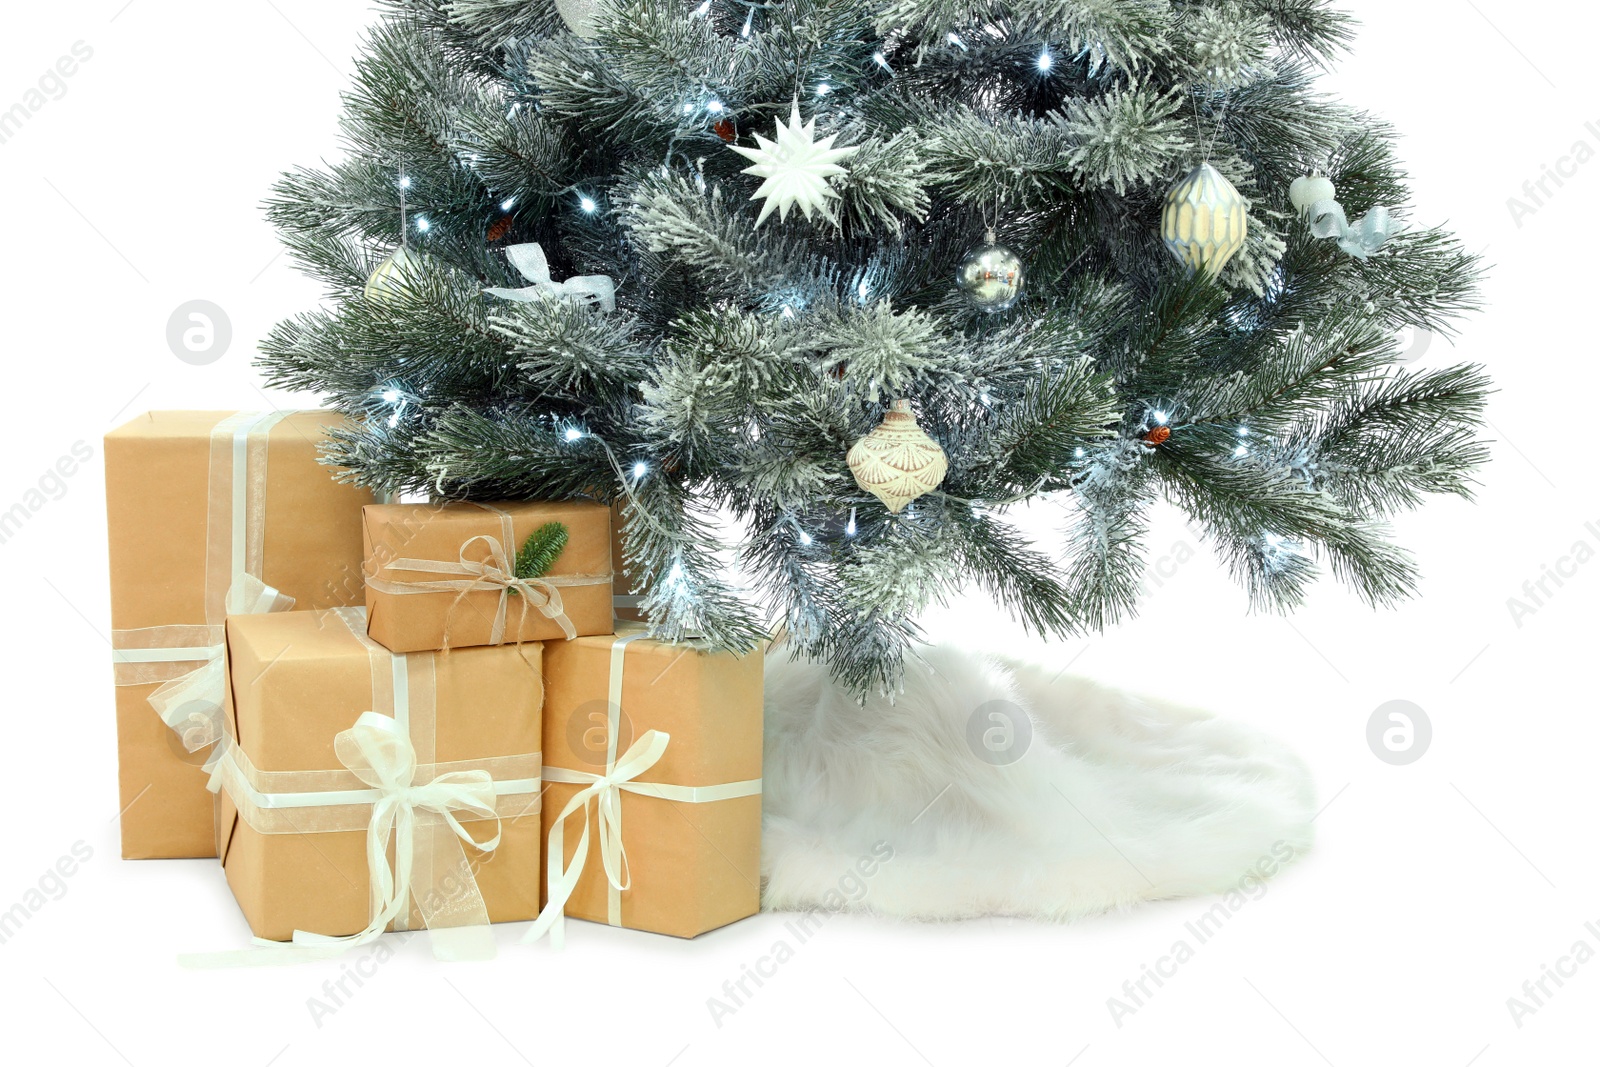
[511,522,569,591]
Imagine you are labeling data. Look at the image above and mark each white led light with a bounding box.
[683,101,695,115]
[381,389,400,404]
[632,460,648,479]
[857,278,869,300]
[741,10,752,36]
[1238,425,1250,436]
[781,305,796,319]
[1074,447,1086,458]
[846,508,858,537]
[388,411,401,428]
[500,197,516,212]
[798,529,813,546]
[1153,410,1169,425]
[947,32,965,48]
[816,83,831,96]
[1234,444,1249,457]
[413,215,430,232]
[580,196,597,213]
[1037,50,1053,72]
[708,99,724,113]
[873,52,890,70]
[980,392,992,405]
[398,175,411,189]
[694,0,711,14]
[564,428,584,442]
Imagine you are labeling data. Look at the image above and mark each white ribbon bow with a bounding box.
[522,729,672,948]
[485,243,616,312]
[189,713,505,967]
[287,712,502,957]
[145,573,295,757]
[368,533,580,646]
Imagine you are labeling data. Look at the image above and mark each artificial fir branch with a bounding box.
[260,0,1489,694]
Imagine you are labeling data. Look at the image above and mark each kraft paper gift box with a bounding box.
[531,626,764,941]
[363,500,613,653]
[106,411,374,860]
[213,608,544,949]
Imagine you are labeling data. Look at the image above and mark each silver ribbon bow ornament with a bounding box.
[485,243,616,312]
[1306,198,1396,260]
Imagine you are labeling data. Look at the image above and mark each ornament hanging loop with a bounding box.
[397,159,409,248]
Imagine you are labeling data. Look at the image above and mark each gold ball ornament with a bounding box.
[363,246,427,305]
[1161,163,1249,277]
[956,232,1024,312]
[847,400,950,514]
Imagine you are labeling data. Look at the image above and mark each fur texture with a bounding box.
[761,644,1316,920]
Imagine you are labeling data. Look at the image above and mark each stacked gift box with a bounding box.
[106,410,764,960]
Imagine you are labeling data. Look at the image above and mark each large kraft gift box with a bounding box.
[363,500,613,653]
[538,626,764,939]
[216,608,545,943]
[106,411,374,860]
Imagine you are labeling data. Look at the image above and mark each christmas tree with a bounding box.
[261,0,1488,693]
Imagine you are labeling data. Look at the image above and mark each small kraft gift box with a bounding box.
[105,411,374,860]
[363,500,614,653]
[527,624,765,942]
[210,608,545,959]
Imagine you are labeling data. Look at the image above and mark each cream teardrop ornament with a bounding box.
[847,399,949,514]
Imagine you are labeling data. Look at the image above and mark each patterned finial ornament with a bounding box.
[1161,163,1250,277]
[847,400,949,514]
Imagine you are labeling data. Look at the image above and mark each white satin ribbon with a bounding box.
[485,242,616,312]
[366,503,608,645]
[284,713,501,955]
[522,632,762,946]
[109,412,298,760]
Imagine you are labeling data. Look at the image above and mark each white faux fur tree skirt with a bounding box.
[760,644,1316,920]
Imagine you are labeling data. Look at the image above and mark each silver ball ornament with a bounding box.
[957,233,1024,312]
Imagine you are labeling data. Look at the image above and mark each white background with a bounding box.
[1,2,1595,1064]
